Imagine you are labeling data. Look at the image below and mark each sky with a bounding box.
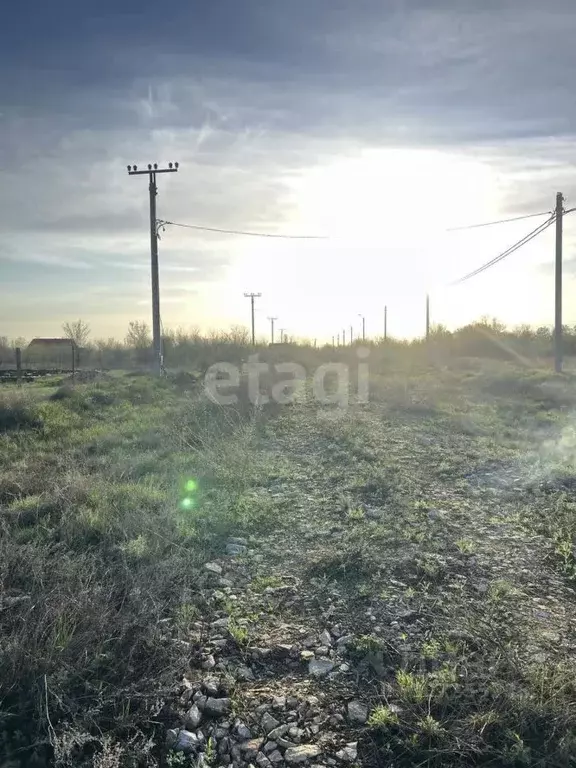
[2,0,576,342]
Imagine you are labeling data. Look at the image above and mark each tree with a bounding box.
[62,319,91,347]
[125,321,151,349]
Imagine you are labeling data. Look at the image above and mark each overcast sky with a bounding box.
[2,0,576,341]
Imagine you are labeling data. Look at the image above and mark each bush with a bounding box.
[0,393,43,432]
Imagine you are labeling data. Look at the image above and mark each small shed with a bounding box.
[25,338,77,369]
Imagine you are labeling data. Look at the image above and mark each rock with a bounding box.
[339,664,351,673]
[301,650,315,661]
[275,644,294,657]
[277,737,297,749]
[308,659,334,677]
[335,743,357,762]
[202,654,216,670]
[218,737,231,755]
[226,543,247,556]
[194,694,208,709]
[204,697,232,717]
[272,695,287,710]
[166,729,200,754]
[241,739,263,759]
[236,724,252,741]
[336,635,354,647]
[315,646,330,656]
[269,750,284,764]
[256,753,273,768]
[236,665,255,681]
[320,630,332,646]
[205,562,223,575]
[288,726,303,742]
[203,679,219,696]
[285,745,322,764]
[268,725,290,741]
[286,697,299,710]
[212,617,230,629]
[262,712,281,734]
[264,741,278,753]
[347,700,368,725]
[185,703,203,729]
[218,578,234,588]
[215,723,231,738]
[228,536,248,546]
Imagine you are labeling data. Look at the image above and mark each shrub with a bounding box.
[0,393,43,432]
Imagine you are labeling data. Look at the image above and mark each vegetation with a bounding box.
[2,355,576,766]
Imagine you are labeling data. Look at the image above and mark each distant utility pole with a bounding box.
[350,325,353,345]
[332,335,335,346]
[555,192,564,373]
[268,316,278,344]
[426,294,430,340]
[244,292,262,346]
[337,333,340,346]
[280,328,286,343]
[127,162,179,375]
[384,306,388,341]
[343,329,346,345]
[358,314,365,341]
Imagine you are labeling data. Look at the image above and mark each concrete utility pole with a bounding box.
[384,306,388,341]
[426,294,430,340]
[128,162,179,375]
[244,292,262,346]
[268,316,278,344]
[555,192,564,373]
[358,314,365,341]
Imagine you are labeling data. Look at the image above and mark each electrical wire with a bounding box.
[158,219,326,240]
[451,215,556,285]
[446,210,551,232]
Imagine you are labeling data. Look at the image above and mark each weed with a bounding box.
[368,705,400,729]
[455,538,476,555]
[395,670,428,705]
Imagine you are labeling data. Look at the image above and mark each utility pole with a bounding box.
[343,329,346,345]
[555,192,564,373]
[426,294,430,340]
[358,314,365,341]
[337,333,340,346]
[384,306,388,341]
[332,335,335,347]
[128,162,179,375]
[268,316,278,344]
[350,325,353,345]
[280,328,285,343]
[244,292,262,346]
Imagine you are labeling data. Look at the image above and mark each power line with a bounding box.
[452,215,556,285]
[158,219,326,240]
[446,210,551,232]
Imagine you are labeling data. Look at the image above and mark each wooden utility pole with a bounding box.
[555,192,564,373]
[128,162,179,374]
[244,292,262,346]
[268,316,277,344]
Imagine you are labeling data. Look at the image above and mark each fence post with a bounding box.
[71,342,76,382]
[16,347,22,387]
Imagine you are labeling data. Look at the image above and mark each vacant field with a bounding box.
[2,362,576,767]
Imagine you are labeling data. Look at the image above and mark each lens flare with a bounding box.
[185,479,198,493]
[180,497,195,510]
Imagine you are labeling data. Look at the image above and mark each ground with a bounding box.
[2,361,576,767]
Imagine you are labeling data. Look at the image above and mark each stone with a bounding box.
[320,630,332,646]
[212,617,230,629]
[286,697,299,710]
[202,654,216,670]
[185,703,203,729]
[336,635,354,647]
[301,650,315,661]
[166,729,200,754]
[272,695,287,710]
[269,750,284,764]
[264,741,278,753]
[236,724,252,741]
[236,665,255,681]
[256,753,273,768]
[285,745,322,764]
[275,644,294,657]
[204,697,232,717]
[205,562,223,575]
[218,737,232,755]
[347,700,368,725]
[241,739,264,758]
[194,694,207,710]
[227,543,247,556]
[315,646,330,656]
[203,679,219,696]
[268,724,290,741]
[262,712,281,734]
[335,743,357,762]
[308,659,334,677]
